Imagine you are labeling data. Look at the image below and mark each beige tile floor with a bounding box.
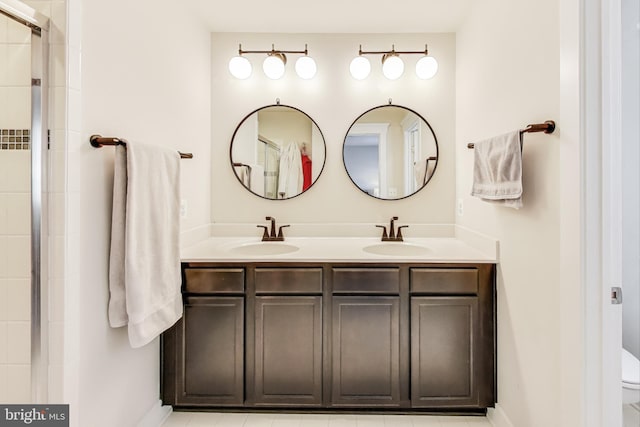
[161,412,492,427]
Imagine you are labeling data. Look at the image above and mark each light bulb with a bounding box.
[263,55,286,80]
[295,56,317,79]
[228,56,252,79]
[416,56,438,79]
[382,55,404,80]
[349,56,371,80]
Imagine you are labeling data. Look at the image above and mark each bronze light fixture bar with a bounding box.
[237,43,310,63]
[466,120,556,149]
[357,44,430,62]
[90,134,193,159]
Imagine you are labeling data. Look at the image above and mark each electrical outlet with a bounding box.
[180,199,188,219]
[457,198,464,216]
[388,187,398,197]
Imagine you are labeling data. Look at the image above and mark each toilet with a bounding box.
[622,348,640,404]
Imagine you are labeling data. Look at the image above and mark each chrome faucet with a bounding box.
[376,216,408,242]
[257,216,289,241]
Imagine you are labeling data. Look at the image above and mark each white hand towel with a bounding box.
[414,160,428,187]
[249,164,265,197]
[108,142,183,348]
[471,130,523,209]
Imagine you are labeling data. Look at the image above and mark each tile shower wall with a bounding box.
[0,12,32,403]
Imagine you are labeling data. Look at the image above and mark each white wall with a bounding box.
[76,0,210,425]
[211,32,456,225]
[456,1,562,426]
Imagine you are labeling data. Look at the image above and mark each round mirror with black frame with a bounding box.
[343,104,438,200]
[230,104,326,200]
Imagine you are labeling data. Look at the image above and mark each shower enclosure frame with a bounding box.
[0,0,49,404]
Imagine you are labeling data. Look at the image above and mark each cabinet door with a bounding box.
[331,296,401,406]
[176,296,244,406]
[411,297,479,407]
[254,296,323,406]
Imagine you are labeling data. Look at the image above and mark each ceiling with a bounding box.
[184,0,473,33]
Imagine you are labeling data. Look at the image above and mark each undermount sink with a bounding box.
[226,242,300,256]
[362,242,431,256]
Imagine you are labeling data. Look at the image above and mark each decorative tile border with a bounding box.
[0,129,30,150]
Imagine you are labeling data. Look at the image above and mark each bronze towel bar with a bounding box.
[467,120,555,149]
[89,135,193,159]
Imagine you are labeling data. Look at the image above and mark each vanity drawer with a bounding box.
[184,268,245,294]
[332,268,400,294]
[255,268,323,294]
[410,268,478,295]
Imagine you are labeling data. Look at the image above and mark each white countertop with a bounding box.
[181,236,496,264]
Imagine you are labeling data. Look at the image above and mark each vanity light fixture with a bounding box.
[229,44,316,80]
[351,44,438,80]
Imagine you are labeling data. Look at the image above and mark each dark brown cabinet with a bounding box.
[162,262,495,411]
[411,297,478,407]
[254,296,323,406]
[175,296,244,406]
[331,296,401,406]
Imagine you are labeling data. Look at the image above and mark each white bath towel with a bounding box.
[108,142,183,348]
[471,130,523,209]
[277,142,303,198]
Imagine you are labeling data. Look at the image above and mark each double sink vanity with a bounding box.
[161,219,497,413]
[162,97,495,412]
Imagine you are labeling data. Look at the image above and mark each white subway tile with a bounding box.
[66,191,80,236]
[6,17,30,44]
[4,87,31,129]
[0,236,7,278]
[6,321,30,364]
[0,193,7,235]
[2,150,31,192]
[0,365,7,402]
[5,279,30,321]
[50,1,67,45]
[0,321,7,363]
[49,321,63,364]
[52,129,66,151]
[66,152,80,192]
[0,14,7,42]
[5,235,30,278]
[50,192,66,236]
[50,44,66,88]
[68,47,81,91]
[0,280,7,321]
[67,0,82,48]
[0,89,7,129]
[68,89,81,131]
[0,45,8,86]
[49,278,64,322]
[6,43,31,86]
[5,364,30,403]
[50,149,67,193]
[50,235,65,280]
[50,43,66,88]
[52,86,67,131]
[6,193,31,236]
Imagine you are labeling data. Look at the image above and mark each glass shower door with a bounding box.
[0,10,33,403]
